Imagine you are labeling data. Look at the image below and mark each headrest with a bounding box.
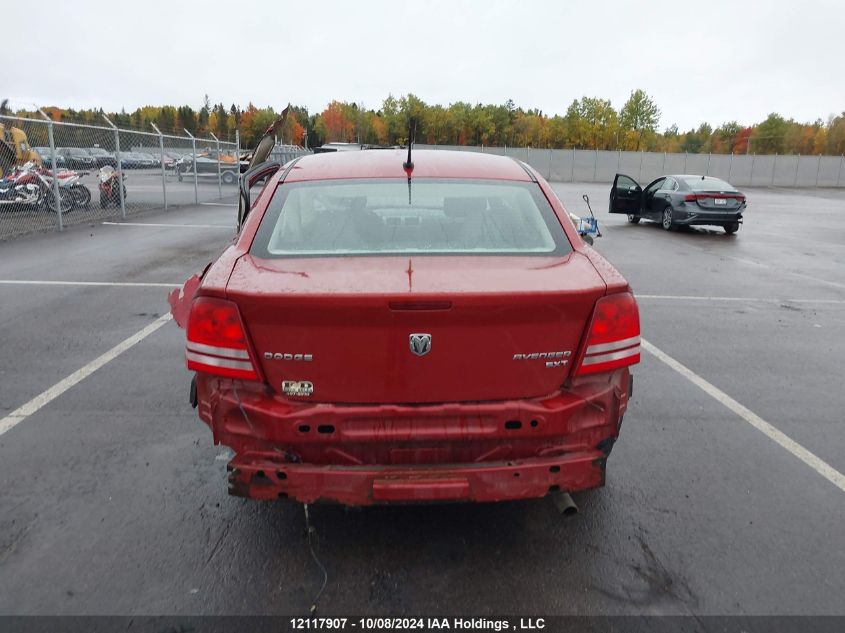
[340,196,367,211]
[443,197,487,218]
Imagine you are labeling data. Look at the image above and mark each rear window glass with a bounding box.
[682,176,737,192]
[251,179,571,257]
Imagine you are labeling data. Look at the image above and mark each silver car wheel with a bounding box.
[662,208,673,230]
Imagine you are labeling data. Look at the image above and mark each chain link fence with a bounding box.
[6,119,841,242]
[1,110,311,241]
[416,144,845,189]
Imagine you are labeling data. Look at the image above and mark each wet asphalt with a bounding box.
[0,183,843,616]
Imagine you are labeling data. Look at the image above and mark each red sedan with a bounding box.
[174,148,639,506]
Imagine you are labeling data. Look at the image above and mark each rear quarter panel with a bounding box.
[528,165,628,294]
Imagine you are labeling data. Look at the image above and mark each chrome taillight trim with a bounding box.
[585,335,641,355]
[581,345,640,366]
[186,350,254,371]
[186,341,251,360]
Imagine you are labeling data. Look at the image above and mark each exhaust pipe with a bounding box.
[551,491,579,516]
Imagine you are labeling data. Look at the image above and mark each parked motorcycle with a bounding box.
[98,165,126,208]
[69,180,91,207]
[42,166,91,208]
[0,162,72,213]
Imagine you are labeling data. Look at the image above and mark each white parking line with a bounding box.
[0,280,177,288]
[0,314,173,437]
[693,251,845,291]
[101,222,234,229]
[638,294,845,305]
[787,270,845,291]
[200,202,237,207]
[641,338,845,493]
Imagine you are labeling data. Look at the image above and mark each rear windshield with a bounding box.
[682,176,738,192]
[251,179,571,257]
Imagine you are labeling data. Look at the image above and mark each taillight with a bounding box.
[185,296,259,380]
[684,193,745,202]
[576,292,640,376]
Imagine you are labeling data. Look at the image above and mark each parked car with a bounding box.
[56,147,96,170]
[116,151,141,170]
[162,152,185,170]
[179,154,238,183]
[313,142,364,153]
[87,147,117,168]
[135,152,160,169]
[33,147,66,168]
[610,173,747,234]
[171,149,640,506]
[136,152,156,169]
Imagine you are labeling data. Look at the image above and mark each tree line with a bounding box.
[14,91,845,155]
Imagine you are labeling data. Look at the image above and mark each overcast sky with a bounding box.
[7,0,844,130]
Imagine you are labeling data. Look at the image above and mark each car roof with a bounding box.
[284,149,533,182]
[668,174,731,180]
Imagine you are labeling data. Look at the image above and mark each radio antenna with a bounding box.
[403,118,416,204]
[403,118,416,172]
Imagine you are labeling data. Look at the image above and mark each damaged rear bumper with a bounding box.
[227,449,608,505]
[196,369,629,506]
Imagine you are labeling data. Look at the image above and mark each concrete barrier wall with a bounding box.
[415,144,845,187]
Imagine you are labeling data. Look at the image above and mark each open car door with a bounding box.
[237,106,290,230]
[609,173,642,214]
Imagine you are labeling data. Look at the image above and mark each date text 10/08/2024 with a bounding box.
[289,618,546,630]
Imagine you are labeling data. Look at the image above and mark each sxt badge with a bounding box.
[282,380,314,397]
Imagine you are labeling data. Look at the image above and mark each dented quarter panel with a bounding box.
[167,273,202,329]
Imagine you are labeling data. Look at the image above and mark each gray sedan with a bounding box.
[609,174,747,234]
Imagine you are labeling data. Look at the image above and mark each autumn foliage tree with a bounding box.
[619,89,661,150]
[24,92,845,156]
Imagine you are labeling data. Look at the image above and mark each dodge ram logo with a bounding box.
[409,333,432,357]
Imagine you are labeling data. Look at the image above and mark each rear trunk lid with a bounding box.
[226,253,605,404]
[692,191,744,211]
